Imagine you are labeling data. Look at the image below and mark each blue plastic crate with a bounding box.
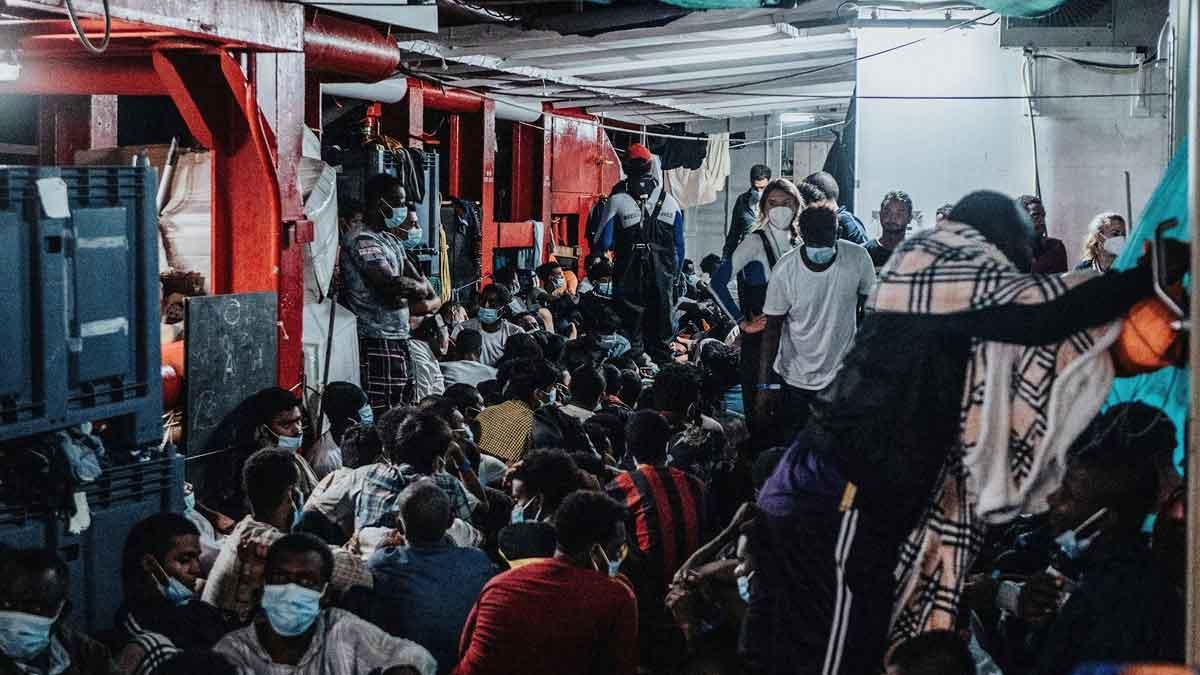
[0,454,183,633]
[0,166,162,449]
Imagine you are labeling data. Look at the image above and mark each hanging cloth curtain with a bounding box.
[1105,142,1190,471]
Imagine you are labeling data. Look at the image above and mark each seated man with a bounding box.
[451,284,524,368]
[475,359,559,465]
[115,513,232,673]
[369,481,495,674]
[304,410,480,533]
[560,364,605,423]
[440,330,498,389]
[497,522,557,569]
[202,449,372,624]
[214,533,435,675]
[453,491,638,675]
[1024,429,1183,674]
[0,548,113,675]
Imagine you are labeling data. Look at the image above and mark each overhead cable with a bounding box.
[63,0,111,55]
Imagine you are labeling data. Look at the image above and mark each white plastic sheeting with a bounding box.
[158,150,212,288]
[303,299,361,393]
[300,127,340,303]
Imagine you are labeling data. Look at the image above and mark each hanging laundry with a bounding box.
[664,133,731,209]
[648,130,708,171]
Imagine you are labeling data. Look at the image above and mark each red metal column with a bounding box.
[37,94,117,165]
[541,112,553,229]
[511,121,536,222]
[480,99,497,279]
[258,52,307,390]
[448,113,462,198]
[152,50,300,386]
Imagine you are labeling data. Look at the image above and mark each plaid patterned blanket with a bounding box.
[870,221,1116,645]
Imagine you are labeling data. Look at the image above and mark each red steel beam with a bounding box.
[304,11,400,81]
[0,56,164,95]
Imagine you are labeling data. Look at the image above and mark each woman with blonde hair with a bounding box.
[1076,212,1128,272]
[709,178,824,429]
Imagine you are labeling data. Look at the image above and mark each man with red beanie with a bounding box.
[592,144,685,362]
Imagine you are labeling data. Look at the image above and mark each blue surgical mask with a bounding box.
[268,425,303,451]
[457,426,475,443]
[478,307,500,325]
[510,495,542,524]
[183,492,196,513]
[544,387,558,405]
[260,583,324,637]
[357,404,374,425]
[806,246,836,264]
[508,299,524,315]
[596,282,613,298]
[737,573,753,603]
[1054,508,1108,561]
[686,274,700,286]
[380,199,408,230]
[0,609,58,661]
[156,563,194,607]
[594,545,622,578]
[402,225,423,249]
[551,276,565,290]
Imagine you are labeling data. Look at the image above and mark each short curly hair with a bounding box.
[553,490,629,557]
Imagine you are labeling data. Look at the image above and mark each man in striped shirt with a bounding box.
[607,410,707,672]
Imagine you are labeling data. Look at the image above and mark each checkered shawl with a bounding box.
[870,221,1104,645]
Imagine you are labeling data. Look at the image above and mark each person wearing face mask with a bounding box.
[755,205,876,446]
[203,450,373,625]
[709,179,821,433]
[593,144,686,362]
[114,514,232,674]
[606,410,708,674]
[214,534,435,675]
[506,449,585,526]
[722,164,773,261]
[1014,429,1180,675]
[453,490,637,675]
[742,191,1190,675]
[803,171,869,245]
[1076,212,1128,273]
[0,549,112,675]
[535,261,572,300]
[451,284,524,368]
[475,358,561,465]
[865,190,914,270]
[339,174,442,415]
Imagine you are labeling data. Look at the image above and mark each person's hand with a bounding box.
[210,510,236,535]
[1161,239,1191,285]
[740,314,768,335]
[380,528,406,550]
[1017,572,1063,623]
[447,444,469,474]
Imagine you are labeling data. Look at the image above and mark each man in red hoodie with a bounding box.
[452,490,638,675]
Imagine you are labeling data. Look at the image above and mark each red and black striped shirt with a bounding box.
[606,465,707,589]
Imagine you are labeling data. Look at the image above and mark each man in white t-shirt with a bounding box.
[756,205,875,446]
[441,328,499,387]
[451,283,524,367]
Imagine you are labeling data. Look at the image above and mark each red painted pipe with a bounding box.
[304,12,400,82]
[410,78,484,113]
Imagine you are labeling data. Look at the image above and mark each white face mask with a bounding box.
[1102,235,1127,257]
[767,206,795,231]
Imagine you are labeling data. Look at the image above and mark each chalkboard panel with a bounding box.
[184,292,277,452]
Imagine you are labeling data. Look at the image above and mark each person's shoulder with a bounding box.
[212,623,255,654]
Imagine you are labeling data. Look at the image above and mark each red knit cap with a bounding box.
[627,144,652,162]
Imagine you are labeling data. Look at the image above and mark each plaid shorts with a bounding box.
[359,336,415,413]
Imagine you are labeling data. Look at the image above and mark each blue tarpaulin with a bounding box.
[1106,142,1189,473]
